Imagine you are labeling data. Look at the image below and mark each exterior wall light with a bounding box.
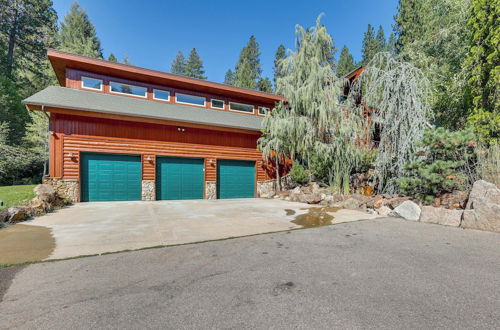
[177,127,185,132]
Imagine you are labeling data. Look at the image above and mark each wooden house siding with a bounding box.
[49,113,269,182]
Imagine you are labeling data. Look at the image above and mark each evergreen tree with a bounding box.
[0,0,57,78]
[273,44,286,86]
[107,53,117,62]
[465,0,499,143]
[361,24,378,65]
[375,25,386,53]
[58,1,102,58]
[234,35,262,88]
[184,48,206,79]
[122,55,130,65]
[233,59,255,89]
[170,51,186,75]
[336,45,356,77]
[224,69,234,85]
[257,77,273,93]
[387,32,397,55]
[394,0,472,129]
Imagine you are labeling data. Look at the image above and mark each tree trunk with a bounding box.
[275,155,281,192]
[6,4,19,77]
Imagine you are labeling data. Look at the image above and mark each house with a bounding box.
[23,50,284,202]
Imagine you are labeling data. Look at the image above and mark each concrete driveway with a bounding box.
[0,199,380,263]
[1,218,499,329]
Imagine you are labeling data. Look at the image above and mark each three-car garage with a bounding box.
[80,153,256,202]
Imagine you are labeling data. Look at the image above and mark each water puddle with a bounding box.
[290,207,341,228]
[0,224,55,265]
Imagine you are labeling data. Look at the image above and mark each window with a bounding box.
[81,76,102,90]
[175,93,205,106]
[258,106,270,115]
[110,81,147,97]
[211,99,225,109]
[153,89,170,101]
[229,102,254,113]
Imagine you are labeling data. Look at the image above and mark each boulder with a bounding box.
[343,198,362,210]
[304,193,322,204]
[387,196,412,209]
[34,184,56,202]
[461,180,500,233]
[377,205,392,217]
[3,206,33,223]
[0,209,8,223]
[465,180,498,209]
[419,206,462,227]
[393,200,421,221]
[365,195,384,209]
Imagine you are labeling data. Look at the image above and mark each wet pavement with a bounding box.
[0,225,55,265]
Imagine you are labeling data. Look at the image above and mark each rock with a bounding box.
[466,180,498,209]
[33,184,57,203]
[351,193,370,203]
[304,193,322,204]
[0,209,8,223]
[387,196,412,209]
[377,206,392,217]
[393,200,421,221]
[4,206,33,223]
[365,195,384,209]
[291,187,301,195]
[439,191,468,209]
[343,198,361,210]
[461,180,500,233]
[420,206,463,227]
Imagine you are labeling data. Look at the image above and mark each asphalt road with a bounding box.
[1,218,499,329]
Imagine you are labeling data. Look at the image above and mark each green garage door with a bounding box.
[217,160,255,199]
[81,153,142,202]
[156,157,204,200]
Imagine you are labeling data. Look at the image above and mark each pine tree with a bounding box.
[234,35,261,89]
[107,53,118,62]
[273,44,286,86]
[184,48,206,79]
[336,46,356,77]
[122,55,130,65]
[394,0,472,129]
[257,77,273,93]
[465,0,499,143]
[58,1,102,58]
[233,59,255,89]
[170,51,186,75]
[375,25,386,53]
[361,24,378,65]
[387,32,397,55]
[0,0,57,78]
[224,69,234,85]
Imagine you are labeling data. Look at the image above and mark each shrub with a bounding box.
[397,127,477,204]
[289,161,310,185]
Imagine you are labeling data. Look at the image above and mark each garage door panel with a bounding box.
[217,160,255,199]
[156,157,204,200]
[81,153,142,202]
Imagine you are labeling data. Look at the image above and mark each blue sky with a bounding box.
[52,0,398,83]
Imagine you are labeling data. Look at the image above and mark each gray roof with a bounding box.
[23,86,263,131]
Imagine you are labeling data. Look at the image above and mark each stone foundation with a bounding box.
[205,181,216,199]
[142,180,156,201]
[42,177,79,202]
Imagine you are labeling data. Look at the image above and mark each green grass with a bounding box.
[0,185,37,211]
